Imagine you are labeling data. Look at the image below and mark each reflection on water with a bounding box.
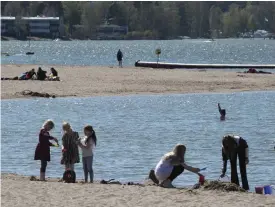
[1,92,275,189]
[1,39,275,66]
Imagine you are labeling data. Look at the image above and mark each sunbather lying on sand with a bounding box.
[1,68,36,80]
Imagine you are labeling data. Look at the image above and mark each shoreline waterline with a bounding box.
[2,89,275,101]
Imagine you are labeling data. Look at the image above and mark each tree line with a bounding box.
[1,1,275,39]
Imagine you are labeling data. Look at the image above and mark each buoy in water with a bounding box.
[26,52,34,55]
[155,48,161,55]
[1,52,10,56]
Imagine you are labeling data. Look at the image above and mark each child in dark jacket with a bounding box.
[220,135,249,190]
[34,120,59,181]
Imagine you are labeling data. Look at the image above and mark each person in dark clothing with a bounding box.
[218,103,226,120]
[26,69,36,80]
[61,122,80,171]
[34,120,59,181]
[37,67,47,80]
[117,49,123,68]
[50,67,58,77]
[221,135,249,190]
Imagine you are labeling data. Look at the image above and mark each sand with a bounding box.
[1,64,275,99]
[2,66,275,206]
[2,174,275,207]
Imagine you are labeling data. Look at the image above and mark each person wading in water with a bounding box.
[218,103,226,120]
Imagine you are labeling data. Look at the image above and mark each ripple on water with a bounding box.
[1,91,275,189]
[1,39,275,66]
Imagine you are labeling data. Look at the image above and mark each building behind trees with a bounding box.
[1,1,275,40]
[1,16,60,38]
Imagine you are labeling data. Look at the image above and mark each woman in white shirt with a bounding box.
[152,144,202,188]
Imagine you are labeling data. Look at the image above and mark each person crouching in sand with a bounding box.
[34,120,59,181]
[78,125,97,183]
[220,135,249,190]
[149,144,202,188]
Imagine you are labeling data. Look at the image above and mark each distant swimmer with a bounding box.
[218,103,226,120]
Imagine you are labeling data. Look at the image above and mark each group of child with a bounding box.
[34,120,96,183]
[1,67,59,81]
[34,103,250,190]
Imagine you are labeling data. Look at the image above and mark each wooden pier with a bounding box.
[135,61,275,69]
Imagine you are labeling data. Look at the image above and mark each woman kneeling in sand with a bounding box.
[150,144,202,188]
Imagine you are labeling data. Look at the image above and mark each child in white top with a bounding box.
[78,125,97,183]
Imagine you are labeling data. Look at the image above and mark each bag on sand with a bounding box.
[63,170,76,183]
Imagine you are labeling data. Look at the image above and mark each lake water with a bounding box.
[1,39,275,66]
[1,92,275,189]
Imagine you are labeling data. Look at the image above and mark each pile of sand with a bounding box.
[203,180,246,192]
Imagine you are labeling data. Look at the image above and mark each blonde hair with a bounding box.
[62,122,71,132]
[42,119,55,129]
[163,144,186,161]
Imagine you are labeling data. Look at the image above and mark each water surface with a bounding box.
[1,39,275,66]
[2,92,275,189]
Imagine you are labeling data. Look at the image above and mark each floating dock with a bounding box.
[135,61,275,69]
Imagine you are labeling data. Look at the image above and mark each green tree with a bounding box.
[62,1,82,35]
[3,2,22,16]
[209,5,222,38]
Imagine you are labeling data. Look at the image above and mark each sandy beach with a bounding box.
[2,65,275,206]
[1,64,275,99]
[1,173,275,207]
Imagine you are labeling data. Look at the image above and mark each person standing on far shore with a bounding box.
[117,49,123,68]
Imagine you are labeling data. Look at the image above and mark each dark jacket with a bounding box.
[222,136,248,173]
[61,131,80,165]
[34,129,55,161]
[37,68,47,80]
[117,50,123,61]
[51,68,58,77]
